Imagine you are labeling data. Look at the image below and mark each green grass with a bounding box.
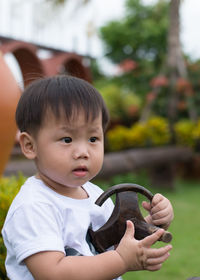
[93,173,200,280]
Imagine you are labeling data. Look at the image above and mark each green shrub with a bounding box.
[106,116,200,152]
[174,119,196,147]
[106,125,131,151]
[0,174,26,279]
[128,123,148,148]
[146,116,171,146]
[106,116,171,151]
[99,83,141,125]
[193,119,200,141]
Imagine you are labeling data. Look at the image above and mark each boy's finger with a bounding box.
[146,263,162,271]
[124,220,135,239]
[151,208,168,220]
[151,199,168,214]
[142,201,151,212]
[146,251,170,266]
[147,245,172,259]
[141,229,164,247]
[152,193,163,206]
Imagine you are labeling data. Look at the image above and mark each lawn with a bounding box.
[94,173,200,280]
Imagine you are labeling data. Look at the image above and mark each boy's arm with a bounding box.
[25,221,172,280]
[25,250,126,280]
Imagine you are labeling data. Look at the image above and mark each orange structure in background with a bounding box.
[0,36,92,175]
[0,53,21,176]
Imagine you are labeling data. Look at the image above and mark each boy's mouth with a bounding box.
[72,166,88,177]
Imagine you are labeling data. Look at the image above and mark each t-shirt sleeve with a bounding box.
[4,202,65,264]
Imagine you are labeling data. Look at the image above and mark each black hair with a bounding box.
[16,75,109,134]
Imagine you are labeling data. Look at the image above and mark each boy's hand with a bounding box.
[142,193,174,230]
[116,220,172,272]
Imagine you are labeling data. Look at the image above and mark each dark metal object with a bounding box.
[89,183,172,253]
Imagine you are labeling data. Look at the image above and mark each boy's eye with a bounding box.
[89,137,97,143]
[61,137,72,143]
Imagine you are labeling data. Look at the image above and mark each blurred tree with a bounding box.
[47,0,169,85]
[141,0,197,129]
[100,0,169,72]
[100,0,197,126]
[99,0,169,96]
[46,0,198,127]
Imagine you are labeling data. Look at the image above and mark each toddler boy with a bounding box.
[2,75,173,280]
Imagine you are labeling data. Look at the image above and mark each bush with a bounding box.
[174,120,196,147]
[128,123,148,148]
[193,119,200,141]
[0,174,26,279]
[99,83,141,125]
[106,116,200,152]
[106,125,131,151]
[106,116,171,151]
[146,117,171,146]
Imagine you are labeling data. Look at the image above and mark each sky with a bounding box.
[0,0,200,77]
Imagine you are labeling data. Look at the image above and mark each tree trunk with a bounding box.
[140,0,197,123]
[167,0,184,125]
[167,0,197,123]
[167,0,186,78]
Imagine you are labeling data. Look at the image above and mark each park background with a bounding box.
[1,0,200,279]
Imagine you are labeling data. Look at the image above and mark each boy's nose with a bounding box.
[73,144,89,159]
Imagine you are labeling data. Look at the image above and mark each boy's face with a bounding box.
[29,109,104,197]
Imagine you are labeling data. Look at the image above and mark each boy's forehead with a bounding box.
[43,106,102,126]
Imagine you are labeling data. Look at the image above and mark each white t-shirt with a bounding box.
[2,176,122,280]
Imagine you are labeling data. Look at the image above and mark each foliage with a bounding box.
[90,59,106,81]
[174,119,200,149]
[98,0,200,123]
[99,0,169,94]
[100,0,169,66]
[147,73,200,120]
[146,117,171,146]
[99,83,142,126]
[0,174,26,279]
[193,120,200,140]
[106,125,131,151]
[106,116,200,152]
[187,59,200,116]
[174,119,196,147]
[106,116,171,151]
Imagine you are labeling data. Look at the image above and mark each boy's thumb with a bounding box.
[124,220,135,239]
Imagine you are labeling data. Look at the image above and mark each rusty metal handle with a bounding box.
[95,183,172,243]
[95,183,154,206]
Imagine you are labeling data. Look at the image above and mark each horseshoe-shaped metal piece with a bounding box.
[89,183,172,253]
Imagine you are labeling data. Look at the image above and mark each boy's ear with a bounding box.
[19,132,37,160]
